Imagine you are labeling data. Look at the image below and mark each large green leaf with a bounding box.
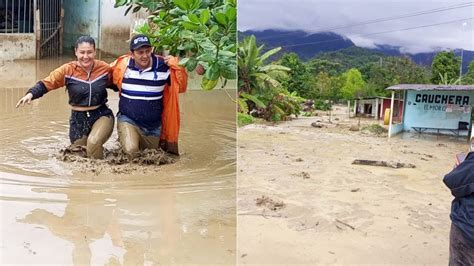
[237,98,249,114]
[196,53,215,62]
[225,7,236,21]
[185,58,198,71]
[205,63,220,81]
[114,0,127,8]
[214,12,228,26]
[173,0,188,10]
[240,92,266,108]
[188,13,200,23]
[260,65,291,72]
[201,77,218,90]
[182,21,200,30]
[220,63,236,79]
[200,9,210,24]
[260,47,282,62]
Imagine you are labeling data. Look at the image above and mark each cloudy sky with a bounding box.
[238,0,474,53]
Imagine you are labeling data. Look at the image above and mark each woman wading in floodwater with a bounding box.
[16,36,114,159]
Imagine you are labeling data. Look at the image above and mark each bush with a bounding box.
[362,124,387,136]
[314,99,332,111]
[238,113,254,127]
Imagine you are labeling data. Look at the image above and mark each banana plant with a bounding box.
[238,35,304,121]
[115,0,236,90]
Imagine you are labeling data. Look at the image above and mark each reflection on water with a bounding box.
[0,57,236,264]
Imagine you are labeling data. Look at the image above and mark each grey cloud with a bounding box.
[238,0,474,53]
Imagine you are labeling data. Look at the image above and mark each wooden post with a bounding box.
[35,8,40,59]
[388,91,395,138]
[374,97,379,119]
[59,8,64,55]
[380,98,384,120]
[347,100,350,118]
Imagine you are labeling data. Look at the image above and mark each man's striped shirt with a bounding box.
[118,54,170,131]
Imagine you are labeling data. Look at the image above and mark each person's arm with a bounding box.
[16,65,67,108]
[444,152,474,198]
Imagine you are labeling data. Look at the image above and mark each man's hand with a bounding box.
[16,93,33,108]
[164,56,173,65]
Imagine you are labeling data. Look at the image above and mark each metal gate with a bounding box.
[36,0,63,58]
[1,0,34,33]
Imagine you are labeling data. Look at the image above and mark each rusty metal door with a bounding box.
[36,0,63,58]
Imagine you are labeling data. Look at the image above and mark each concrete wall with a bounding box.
[0,34,36,60]
[403,90,474,134]
[389,123,404,137]
[63,0,100,53]
[64,0,143,56]
[99,0,132,56]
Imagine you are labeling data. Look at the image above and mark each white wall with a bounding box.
[100,0,134,56]
[0,34,36,60]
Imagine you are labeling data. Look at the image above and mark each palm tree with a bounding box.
[238,35,290,114]
[438,72,461,85]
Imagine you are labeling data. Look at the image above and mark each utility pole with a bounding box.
[460,22,467,82]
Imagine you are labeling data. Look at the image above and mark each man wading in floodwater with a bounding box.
[110,34,188,159]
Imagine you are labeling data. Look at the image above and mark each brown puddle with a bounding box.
[0,56,237,265]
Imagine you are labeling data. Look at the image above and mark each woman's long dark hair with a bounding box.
[75,35,95,49]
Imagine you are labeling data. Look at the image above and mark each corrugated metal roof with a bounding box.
[386,84,474,91]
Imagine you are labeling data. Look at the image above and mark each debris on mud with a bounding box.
[311,122,324,128]
[349,125,360,131]
[361,124,388,136]
[294,171,311,179]
[352,159,416,169]
[55,145,176,174]
[335,219,355,230]
[255,196,286,211]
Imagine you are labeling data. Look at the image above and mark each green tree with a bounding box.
[341,68,365,100]
[314,72,332,99]
[365,56,429,96]
[431,51,461,84]
[279,53,313,98]
[307,59,342,76]
[462,61,474,85]
[114,0,236,90]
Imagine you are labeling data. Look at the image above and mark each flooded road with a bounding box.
[0,57,236,265]
[238,107,466,264]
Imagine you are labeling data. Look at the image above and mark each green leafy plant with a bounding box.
[438,72,461,85]
[115,0,236,90]
[238,35,305,121]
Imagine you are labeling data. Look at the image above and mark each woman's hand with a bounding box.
[16,93,33,108]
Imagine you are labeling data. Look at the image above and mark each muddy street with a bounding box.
[237,106,466,264]
[0,57,236,264]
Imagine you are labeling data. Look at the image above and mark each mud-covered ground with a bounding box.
[237,105,466,265]
[56,145,176,175]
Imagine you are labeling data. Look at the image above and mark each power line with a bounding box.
[269,17,473,49]
[256,2,474,41]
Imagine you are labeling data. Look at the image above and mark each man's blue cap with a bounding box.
[130,34,152,51]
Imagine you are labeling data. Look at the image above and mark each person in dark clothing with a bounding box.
[443,151,474,265]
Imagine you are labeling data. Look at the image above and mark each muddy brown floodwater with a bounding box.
[0,57,236,265]
[238,107,468,264]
